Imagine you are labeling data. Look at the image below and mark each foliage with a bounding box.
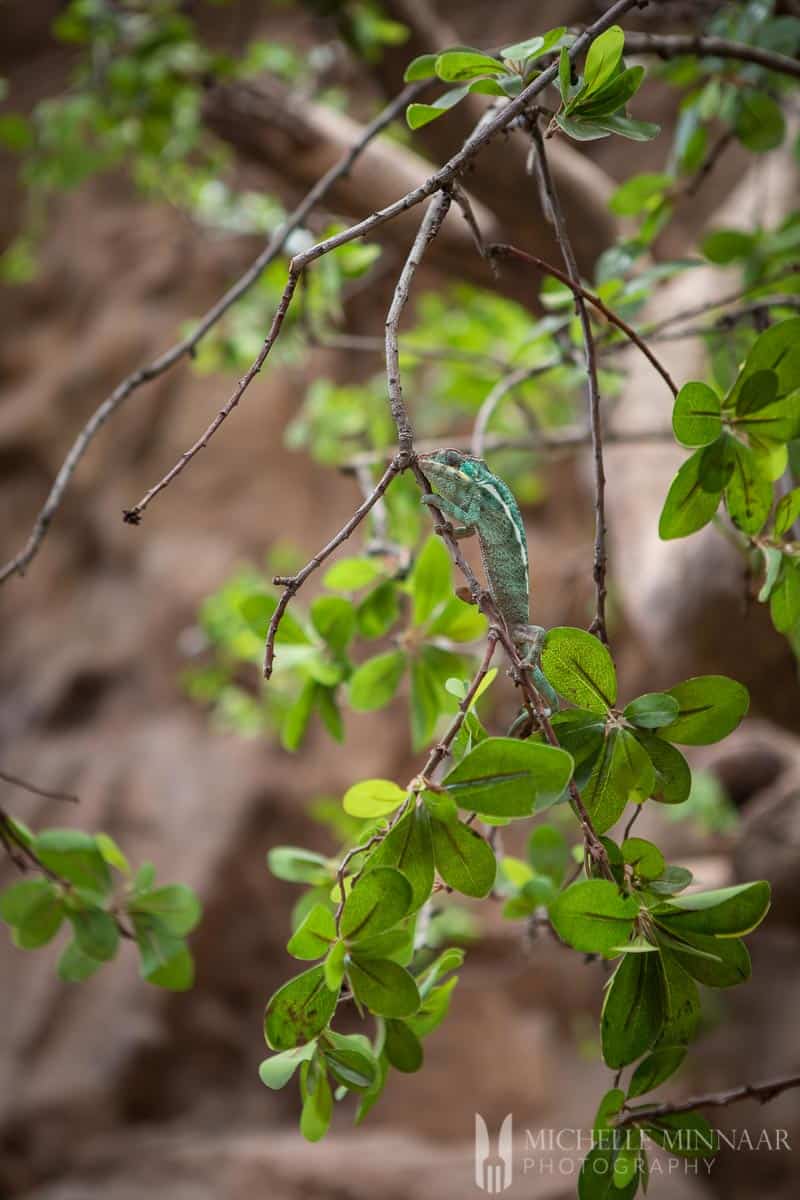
[2,3,799,1196]
[0,822,201,989]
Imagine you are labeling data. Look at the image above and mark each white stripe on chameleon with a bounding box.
[473,477,529,577]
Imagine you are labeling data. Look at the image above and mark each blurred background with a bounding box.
[2,1,800,1197]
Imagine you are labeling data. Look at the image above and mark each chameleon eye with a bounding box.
[443,448,462,467]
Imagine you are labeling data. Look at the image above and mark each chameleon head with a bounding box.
[418,448,488,506]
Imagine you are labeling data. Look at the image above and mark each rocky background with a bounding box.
[1,2,799,1198]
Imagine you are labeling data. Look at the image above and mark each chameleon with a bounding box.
[417,447,558,709]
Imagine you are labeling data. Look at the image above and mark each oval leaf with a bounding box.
[541,627,617,713]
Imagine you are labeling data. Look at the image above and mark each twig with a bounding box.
[641,264,800,338]
[0,82,427,582]
[622,804,642,842]
[685,128,735,198]
[0,769,78,804]
[616,1072,800,1129]
[650,295,800,343]
[489,243,678,398]
[263,457,403,678]
[623,31,800,82]
[472,361,564,459]
[122,0,645,522]
[523,123,607,642]
[385,192,453,456]
[310,331,512,372]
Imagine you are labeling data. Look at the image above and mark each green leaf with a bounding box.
[68,907,120,962]
[300,1057,332,1142]
[583,728,655,833]
[264,964,339,1050]
[610,172,673,216]
[655,880,770,936]
[429,816,496,898]
[281,679,316,752]
[658,950,700,1046]
[384,1019,424,1072]
[143,944,194,991]
[310,595,356,654]
[559,46,573,102]
[258,1042,316,1090]
[527,825,570,886]
[647,865,693,897]
[574,66,645,118]
[347,956,420,1017]
[602,947,665,1068]
[322,1030,379,1091]
[581,25,625,98]
[774,488,800,537]
[643,1111,718,1157]
[658,440,730,540]
[340,867,412,942]
[406,86,469,129]
[658,929,750,988]
[324,939,347,991]
[623,693,680,730]
[403,53,438,81]
[579,1145,639,1200]
[440,736,573,817]
[548,709,607,789]
[356,581,399,639]
[434,50,502,82]
[348,649,406,711]
[771,560,800,633]
[627,1046,686,1099]
[632,733,691,805]
[240,592,309,644]
[267,846,331,886]
[541,626,617,713]
[725,439,773,534]
[95,833,130,875]
[409,653,441,751]
[1,878,64,948]
[287,904,337,960]
[658,675,749,745]
[594,1087,625,1132]
[672,382,722,448]
[323,556,383,591]
[57,937,104,982]
[129,885,201,935]
[343,778,406,819]
[33,829,112,901]
[426,595,487,641]
[364,806,434,910]
[759,547,783,602]
[702,229,754,264]
[621,838,665,881]
[409,535,452,625]
[727,318,800,410]
[549,880,639,957]
[735,91,785,152]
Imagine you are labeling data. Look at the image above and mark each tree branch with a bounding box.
[121,0,646,524]
[0,81,425,582]
[623,31,800,82]
[616,1072,800,1129]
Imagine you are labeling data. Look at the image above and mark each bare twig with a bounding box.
[0,769,78,804]
[642,264,800,339]
[616,1072,800,1129]
[122,0,645,523]
[623,31,800,82]
[523,123,607,641]
[489,243,678,398]
[386,192,453,456]
[472,361,564,459]
[263,457,403,678]
[0,82,427,583]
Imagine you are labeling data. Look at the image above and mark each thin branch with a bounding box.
[623,31,800,82]
[650,295,800,343]
[122,0,645,523]
[489,243,678,398]
[616,1072,800,1129]
[310,331,513,372]
[0,82,425,581]
[642,264,800,339]
[263,457,403,678]
[385,192,453,456]
[523,122,607,642]
[0,769,78,804]
[472,361,564,458]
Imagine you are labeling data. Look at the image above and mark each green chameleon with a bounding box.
[418,448,558,709]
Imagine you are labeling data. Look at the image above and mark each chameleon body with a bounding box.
[418,448,557,707]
